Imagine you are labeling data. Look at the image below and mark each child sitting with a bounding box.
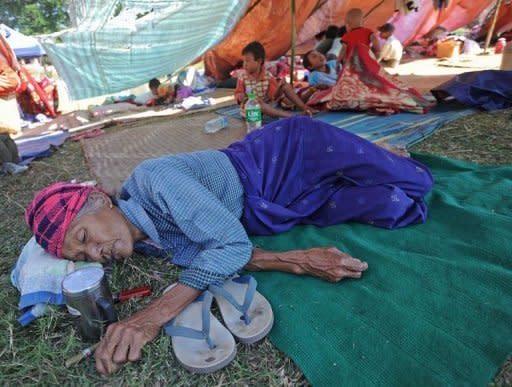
[377,23,403,68]
[302,50,339,88]
[338,8,380,63]
[234,41,314,119]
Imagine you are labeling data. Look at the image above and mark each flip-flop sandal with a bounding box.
[209,275,274,344]
[163,285,236,374]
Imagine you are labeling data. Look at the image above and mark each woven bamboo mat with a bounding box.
[81,111,246,195]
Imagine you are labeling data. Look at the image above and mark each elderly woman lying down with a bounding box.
[25,116,433,375]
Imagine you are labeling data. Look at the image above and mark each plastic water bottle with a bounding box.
[245,91,262,132]
[204,116,228,133]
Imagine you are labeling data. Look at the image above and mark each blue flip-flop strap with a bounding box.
[163,291,215,349]
[210,275,257,325]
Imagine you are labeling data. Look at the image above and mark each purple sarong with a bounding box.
[222,116,433,236]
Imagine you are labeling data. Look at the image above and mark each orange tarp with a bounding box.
[481,2,512,37]
[204,0,318,80]
[204,0,397,80]
[204,0,498,80]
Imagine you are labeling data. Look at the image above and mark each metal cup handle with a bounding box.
[96,297,118,324]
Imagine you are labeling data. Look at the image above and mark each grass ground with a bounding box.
[0,108,511,385]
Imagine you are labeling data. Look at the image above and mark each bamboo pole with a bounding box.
[290,0,296,84]
[484,0,503,54]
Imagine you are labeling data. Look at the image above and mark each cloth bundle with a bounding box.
[10,236,101,326]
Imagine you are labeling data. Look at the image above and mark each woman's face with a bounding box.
[307,50,326,70]
[62,205,136,263]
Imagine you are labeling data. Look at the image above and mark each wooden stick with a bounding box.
[65,343,99,368]
[484,0,503,54]
[290,0,296,84]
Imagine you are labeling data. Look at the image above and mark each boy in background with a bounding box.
[377,23,403,68]
[234,41,314,119]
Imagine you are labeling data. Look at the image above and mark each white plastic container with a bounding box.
[204,116,228,133]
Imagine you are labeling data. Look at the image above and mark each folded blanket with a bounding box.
[11,236,167,326]
[432,70,512,111]
[10,236,101,326]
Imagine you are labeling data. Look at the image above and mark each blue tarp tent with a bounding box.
[0,24,45,58]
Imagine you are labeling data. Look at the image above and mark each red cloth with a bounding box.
[0,33,19,70]
[17,67,58,118]
[25,182,105,258]
[0,33,20,96]
[326,43,433,114]
[341,27,374,50]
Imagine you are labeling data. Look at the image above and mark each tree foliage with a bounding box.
[0,0,70,35]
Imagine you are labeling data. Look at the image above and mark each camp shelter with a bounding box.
[42,0,501,99]
[480,0,512,37]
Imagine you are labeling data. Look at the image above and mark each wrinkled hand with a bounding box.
[95,316,161,375]
[300,247,368,282]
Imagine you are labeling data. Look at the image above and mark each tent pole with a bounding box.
[484,0,503,54]
[290,0,296,84]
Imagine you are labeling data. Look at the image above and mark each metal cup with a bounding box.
[62,267,118,342]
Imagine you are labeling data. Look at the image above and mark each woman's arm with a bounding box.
[95,283,201,375]
[246,247,368,282]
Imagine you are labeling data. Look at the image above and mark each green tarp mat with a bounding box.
[251,154,512,386]
[42,0,250,99]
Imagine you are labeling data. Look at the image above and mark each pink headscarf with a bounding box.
[25,182,106,258]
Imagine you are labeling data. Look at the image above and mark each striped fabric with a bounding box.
[42,0,250,99]
[118,150,252,290]
[238,70,276,102]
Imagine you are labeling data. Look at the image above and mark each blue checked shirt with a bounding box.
[118,150,252,290]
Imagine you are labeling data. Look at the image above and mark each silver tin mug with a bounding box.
[62,267,118,342]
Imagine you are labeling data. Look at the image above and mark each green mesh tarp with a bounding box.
[42,0,250,99]
[251,154,512,386]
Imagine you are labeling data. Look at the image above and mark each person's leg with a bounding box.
[305,184,428,229]
[4,135,20,163]
[260,101,293,118]
[0,134,18,164]
[300,117,433,199]
[280,83,315,114]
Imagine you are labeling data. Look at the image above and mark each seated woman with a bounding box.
[299,50,339,108]
[303,50,339,88]
[25,116,433,375]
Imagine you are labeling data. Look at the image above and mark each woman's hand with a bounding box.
[247,247,368,283]
[95,315,161,375]
[299,246,368,282]
[94,283,201,375]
